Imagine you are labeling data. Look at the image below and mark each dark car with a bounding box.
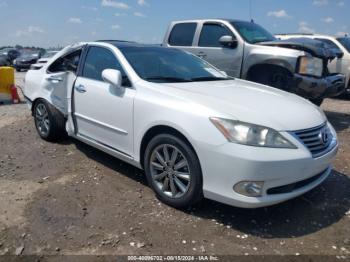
[0,48,21,66]
[13,51,41,71]
[0,55,10,66]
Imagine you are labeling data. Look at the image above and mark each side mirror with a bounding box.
[219,35,238,48]
[102,69,122,88]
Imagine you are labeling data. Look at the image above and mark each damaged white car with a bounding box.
[24,41,338,209]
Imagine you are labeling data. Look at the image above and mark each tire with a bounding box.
[16,68,20,72]
[33,99,66,142]
[250,68,291,92]
[310,98,324,106]
[144,134,203,209]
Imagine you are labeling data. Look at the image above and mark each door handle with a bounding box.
[75,84,87,93]
[46,76,63,82]
[197,52,207,58]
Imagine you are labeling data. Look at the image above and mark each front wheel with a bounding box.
[144,134,203,209]
[249,68,292,92]
[34,100,66,142]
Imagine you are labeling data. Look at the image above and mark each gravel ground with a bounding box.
[0,72,349,259]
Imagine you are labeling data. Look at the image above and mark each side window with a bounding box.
[199,23,233,47]
[82,46,131,86]
[168,23,197,46]
[48,50,82,74]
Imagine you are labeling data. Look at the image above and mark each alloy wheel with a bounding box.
[150,144,191,198]
[35,103,50,137]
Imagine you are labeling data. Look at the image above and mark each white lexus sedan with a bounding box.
[24,41,338,209]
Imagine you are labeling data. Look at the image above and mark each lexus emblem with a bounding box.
[319,129,329,145]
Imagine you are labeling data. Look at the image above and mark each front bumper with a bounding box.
[293,73,346,99]
[198,127,338,208]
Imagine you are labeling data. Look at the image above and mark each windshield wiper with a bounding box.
[190,76,232,82]
[145,77,192,83]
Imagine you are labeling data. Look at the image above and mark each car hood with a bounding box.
[164,79,326,131]
[259,38,338,60]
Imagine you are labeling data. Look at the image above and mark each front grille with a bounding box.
[267,170,326,195]
[293,123,333,158]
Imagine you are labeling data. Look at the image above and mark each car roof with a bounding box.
[170,18,248,24]
[96,40,162,49]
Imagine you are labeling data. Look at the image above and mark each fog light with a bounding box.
[233,181,264,197]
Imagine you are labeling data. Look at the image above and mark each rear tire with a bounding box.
[144,134,203,209]
[33,99,66,142]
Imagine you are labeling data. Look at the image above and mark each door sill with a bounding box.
[73,133,141,169]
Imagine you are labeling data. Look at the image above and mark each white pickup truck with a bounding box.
[276,34,350,96]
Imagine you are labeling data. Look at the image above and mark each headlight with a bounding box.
[210,118,297,148]
[298,56,323,77]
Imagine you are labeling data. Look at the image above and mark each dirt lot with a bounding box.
[0,72,349,259]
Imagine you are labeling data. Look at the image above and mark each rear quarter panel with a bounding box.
[24,69,46,104]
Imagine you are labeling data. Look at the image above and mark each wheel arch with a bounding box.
[31,98,65,118]
[31,98,44,116]
[139,125,199,170]
[246,63,293,81]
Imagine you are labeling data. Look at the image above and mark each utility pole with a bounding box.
[250,0,254,23]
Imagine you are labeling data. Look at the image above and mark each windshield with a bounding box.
[337,37,350,53]
[231,21,276,44]
[119,46,230,83]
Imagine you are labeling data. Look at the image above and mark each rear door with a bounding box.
[39,49,82,114]
[73,45,135,157]
[166,22,200,56]
[195,22,243,77]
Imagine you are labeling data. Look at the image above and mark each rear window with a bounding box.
[168,23,197,46]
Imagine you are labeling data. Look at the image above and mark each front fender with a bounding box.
[242,44,302,78]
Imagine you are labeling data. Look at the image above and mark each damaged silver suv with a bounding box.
[163,19,346,105]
